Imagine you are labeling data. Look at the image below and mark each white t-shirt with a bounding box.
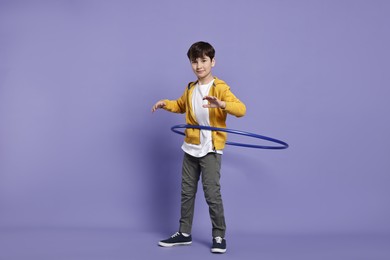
[181,80,223,157]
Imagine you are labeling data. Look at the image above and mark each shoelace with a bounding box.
[171,232,180,238]
[215,236,223,244]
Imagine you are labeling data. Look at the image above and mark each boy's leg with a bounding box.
[200,153,226,238]
[179,153,201,235]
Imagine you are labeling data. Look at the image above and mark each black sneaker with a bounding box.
[211,236,227,253]
[158,232,192,247]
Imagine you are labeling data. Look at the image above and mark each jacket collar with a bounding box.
[188,77,218,89]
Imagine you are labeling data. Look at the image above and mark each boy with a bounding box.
[151,41,246,254]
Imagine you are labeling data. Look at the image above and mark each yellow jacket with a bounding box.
[163,77,246,150]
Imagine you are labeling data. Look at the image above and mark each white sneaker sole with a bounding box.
[158,241,192,247]
[211,248,227,253]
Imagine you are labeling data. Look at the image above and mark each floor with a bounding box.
[1,228,389,260]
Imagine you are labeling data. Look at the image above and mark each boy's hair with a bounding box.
[187,41,215,61]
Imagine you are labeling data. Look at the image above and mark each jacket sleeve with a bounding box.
[163,88,187,114]
[221,87,246,117]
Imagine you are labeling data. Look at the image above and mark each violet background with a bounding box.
[0,0,389,259]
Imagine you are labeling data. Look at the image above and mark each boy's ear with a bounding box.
[211,58,216,67]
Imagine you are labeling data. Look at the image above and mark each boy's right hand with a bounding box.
[151,100,166,112]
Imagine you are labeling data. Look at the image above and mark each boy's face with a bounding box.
[190,55,215,81]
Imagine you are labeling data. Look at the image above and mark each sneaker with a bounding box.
[158,232,192,247]
[211,236,227,253]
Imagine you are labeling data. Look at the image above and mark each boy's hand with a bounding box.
[203,96,226,109]
[152,100,166,112]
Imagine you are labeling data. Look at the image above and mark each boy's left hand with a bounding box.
[203,96,226,109]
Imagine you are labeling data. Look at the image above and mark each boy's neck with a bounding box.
[198,75,214,85]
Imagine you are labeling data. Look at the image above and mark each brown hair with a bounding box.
[187,41,215,61]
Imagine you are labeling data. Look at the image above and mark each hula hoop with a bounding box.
[171,124,289,150]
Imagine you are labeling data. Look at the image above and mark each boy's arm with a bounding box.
[203,87,246,117]
[162,88,187,114]
[223,90,246,117]
[220,87,246,117]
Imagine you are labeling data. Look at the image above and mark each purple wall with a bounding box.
[1,0,389,235]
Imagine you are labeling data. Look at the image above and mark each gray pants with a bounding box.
[179,152,226,238]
